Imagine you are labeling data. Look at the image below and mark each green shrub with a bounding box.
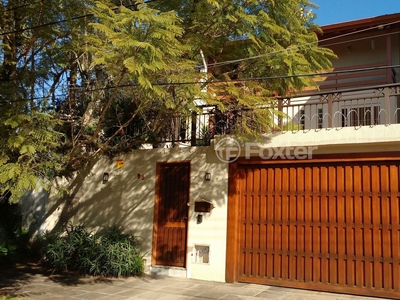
[0,295,25,300]
[0,200,31,264]
[42,224,144,277]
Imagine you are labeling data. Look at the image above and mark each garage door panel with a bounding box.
[381,164,392,290]
[372,165,383,289]
[281,167,289,280]
[354,165,364,288]
[288,167,297,281]
[361,164,373,288]
[345,165,355,287]
[390,165,400,290]
[320,173,329,284]
[232,160,400,298]
[274,167,282,280]
[243,168,252,277]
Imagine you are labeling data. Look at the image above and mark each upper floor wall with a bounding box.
[314,13,400,90]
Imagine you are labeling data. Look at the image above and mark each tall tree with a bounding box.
[147,0,335,132]
[0,0,93,202]
[0,0,335,203]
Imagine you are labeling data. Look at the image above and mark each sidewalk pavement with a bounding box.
[0,264,389,300]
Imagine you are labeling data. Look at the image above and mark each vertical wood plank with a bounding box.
[252,167,261,277]
[274,167,282,279]
[380,164,392,290]
[336,165,346,285]
[320,166,329,284]
[259,168,268,278]
[167,227,173,262]
[362,165,373,288]
[281,167,290,280]
[245,168,253,277]
[353,165,364,288]
[328,165,338,284]
[152,163,162,266]
[289,166,297,280]
[297,166,305,282]
[390,164,400,291]
[372,165,383,289]
[239,168,247,276]
[345,165,355,286]
[178,228,183,263]
[312,166,321,283]
[266,167,275,278]
[304,166,313,283]
[172,227,177,262]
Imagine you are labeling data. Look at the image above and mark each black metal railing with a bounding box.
[121,106,241,147]
[116,82,400,148]
[279,82,400,130]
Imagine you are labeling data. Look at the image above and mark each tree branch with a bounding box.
[68,69,127,163]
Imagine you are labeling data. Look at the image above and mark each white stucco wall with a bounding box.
[79,147,229,282]
[22,146,229,282]
[72,146,229,281]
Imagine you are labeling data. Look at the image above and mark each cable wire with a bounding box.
[1,64,399,104]
[208,19,400,68]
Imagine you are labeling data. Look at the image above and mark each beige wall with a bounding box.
[22,146,229,282]
[80,147,229,281]
[320,29,390,68]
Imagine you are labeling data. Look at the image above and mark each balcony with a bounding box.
[279,82,400,131]
[127,82,400,148]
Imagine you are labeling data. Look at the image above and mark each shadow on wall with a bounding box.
[20,146,229,255]
[20,188,48,238]
[20,159,96,238]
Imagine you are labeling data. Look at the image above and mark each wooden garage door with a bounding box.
[227,156,400,299]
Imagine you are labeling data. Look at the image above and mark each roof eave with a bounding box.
[319,12,400,35]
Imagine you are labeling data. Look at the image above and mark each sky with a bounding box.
[313,0,400,25]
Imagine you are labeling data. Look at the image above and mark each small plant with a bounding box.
[99,226,144,276]
[42,224,144,277]
[0,295,25,300]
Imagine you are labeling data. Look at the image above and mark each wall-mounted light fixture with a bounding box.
[205,172,211,181]
[103,172,109,184]
[197,214,203,224]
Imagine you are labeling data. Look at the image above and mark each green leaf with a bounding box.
[20,145,36,155]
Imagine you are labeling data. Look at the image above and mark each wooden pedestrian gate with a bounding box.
[152,162,190,267]
[226,154,400,299]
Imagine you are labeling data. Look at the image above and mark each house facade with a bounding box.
[22,13,400,299]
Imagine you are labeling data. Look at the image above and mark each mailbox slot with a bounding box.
[194,201,212,212]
